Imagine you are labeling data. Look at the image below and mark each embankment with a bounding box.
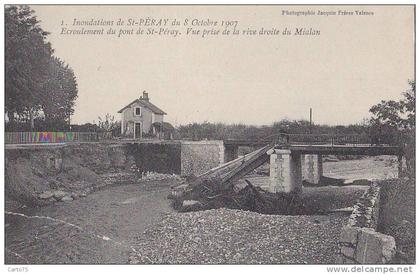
[5,141,225,206]
[5,143,134,206]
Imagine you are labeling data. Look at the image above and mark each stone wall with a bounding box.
[130,141,225,176]
[180,141,225,176]
[337,183,396,264]
[347,183,381,229]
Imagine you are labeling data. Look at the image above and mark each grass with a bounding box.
[378,178,415,264]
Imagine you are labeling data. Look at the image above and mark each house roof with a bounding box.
[117,98,167,115]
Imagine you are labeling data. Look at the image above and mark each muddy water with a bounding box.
[5,180,174,264]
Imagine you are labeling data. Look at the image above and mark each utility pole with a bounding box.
[309,108,312,134]
[68,114,72,131]
[29,110,34,131]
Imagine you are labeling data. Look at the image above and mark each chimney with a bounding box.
[142,91,149,101]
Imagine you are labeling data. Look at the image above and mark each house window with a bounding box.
[134,107,141,116]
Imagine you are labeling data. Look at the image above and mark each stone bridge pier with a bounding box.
[268,150,323,194]
[268,149,303,193]
[302,154,323,185]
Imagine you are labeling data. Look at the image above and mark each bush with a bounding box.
[378,178,415,263]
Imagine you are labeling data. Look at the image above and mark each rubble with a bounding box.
[180,200,203,212]
[53,190,67,200]
[61,196,74,202]
[129,208,348,264]
[139,171,181,182]
[39,191,54,199]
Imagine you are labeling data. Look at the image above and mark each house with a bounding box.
[118,91,169,139]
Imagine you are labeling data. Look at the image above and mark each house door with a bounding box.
[134,123,142,139]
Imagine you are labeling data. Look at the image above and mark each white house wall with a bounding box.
[122,102,155,136]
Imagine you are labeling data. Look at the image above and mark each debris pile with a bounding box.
[139,171,182,182]
[169,145,304,215]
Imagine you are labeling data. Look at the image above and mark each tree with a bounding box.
[97,113,120,138]
[369,80,415,176]
[41,57,78,127]
[5,5,78,131]
[401,80,415,129]
[369,80,415,130]
[5,5,52,129]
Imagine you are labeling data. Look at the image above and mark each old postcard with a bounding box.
[3,3,415,271]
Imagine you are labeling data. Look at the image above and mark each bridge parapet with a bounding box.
[284,134,372,146]
[225,132,398,147]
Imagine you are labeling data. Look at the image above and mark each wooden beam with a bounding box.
[219,145,272,185]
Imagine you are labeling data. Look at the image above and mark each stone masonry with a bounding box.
[337,183,396,264]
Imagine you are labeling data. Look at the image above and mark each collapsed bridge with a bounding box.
[223,133,403,192]
[171,133,403,213]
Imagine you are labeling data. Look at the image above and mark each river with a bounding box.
[5,180,174,264]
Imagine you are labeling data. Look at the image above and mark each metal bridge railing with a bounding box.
[225,133,379,147]
[284,134,372,146]
[273,133,398,146]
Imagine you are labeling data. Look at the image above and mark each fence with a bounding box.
[5,132,101,144]
[285,134,372,145]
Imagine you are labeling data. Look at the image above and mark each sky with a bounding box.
[31,5,414,127]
